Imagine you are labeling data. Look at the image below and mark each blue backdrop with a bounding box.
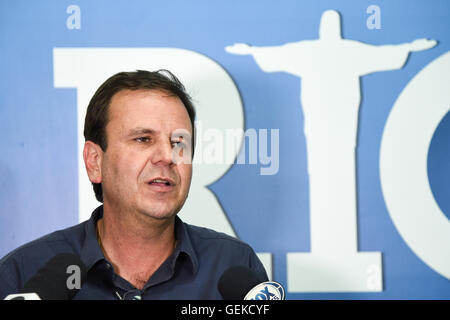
[0,0,449,299]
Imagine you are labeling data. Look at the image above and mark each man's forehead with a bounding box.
[109,88,180,108]
[107,89,192,133]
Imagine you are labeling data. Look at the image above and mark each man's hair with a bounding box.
[84,69,196,203]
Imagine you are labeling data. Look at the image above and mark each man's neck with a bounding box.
[97,204,177,290]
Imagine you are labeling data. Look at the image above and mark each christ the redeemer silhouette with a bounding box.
[226,10,437,256]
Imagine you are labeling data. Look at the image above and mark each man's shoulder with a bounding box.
[0,220,88,295]
[180,220,269,283]
[0,221,86,264]
[182,221,254,251]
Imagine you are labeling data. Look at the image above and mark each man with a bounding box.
[0,70,268,299]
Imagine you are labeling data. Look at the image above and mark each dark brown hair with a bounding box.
[84,69,196,203]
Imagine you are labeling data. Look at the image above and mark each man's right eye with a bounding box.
[135,137,150,143]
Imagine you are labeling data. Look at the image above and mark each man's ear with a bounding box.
[83,141,103,184]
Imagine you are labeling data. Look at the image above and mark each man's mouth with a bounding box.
[147,177,175,187]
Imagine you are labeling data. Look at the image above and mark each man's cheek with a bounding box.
[180,165,193,186]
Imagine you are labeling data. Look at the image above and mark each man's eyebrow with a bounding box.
[126,127,156,137]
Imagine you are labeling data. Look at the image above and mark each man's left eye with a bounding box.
[171,140,183,147]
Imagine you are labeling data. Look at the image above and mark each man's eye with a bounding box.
[135,137,150,143]
[171,140,183,147]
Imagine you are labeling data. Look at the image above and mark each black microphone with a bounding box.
[4,253,87,300]
[218,266,285,300]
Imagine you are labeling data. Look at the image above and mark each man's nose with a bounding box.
[151,139,174,166]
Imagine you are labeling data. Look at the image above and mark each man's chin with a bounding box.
[137,196,187,221]
[137,204,181,221]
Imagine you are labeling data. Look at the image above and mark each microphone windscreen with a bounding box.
[218,266,265,300]
[21,253,87,300]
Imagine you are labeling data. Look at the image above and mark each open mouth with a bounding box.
[148,178,174,187]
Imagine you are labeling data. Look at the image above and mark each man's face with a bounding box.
[99,89,193,220]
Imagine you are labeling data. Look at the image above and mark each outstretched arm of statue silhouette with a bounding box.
[359,38,438,75]
[404,38,437,52]
[225,43,254,55]
[225,42,307,75]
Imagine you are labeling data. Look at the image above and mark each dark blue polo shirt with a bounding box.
[0,206,268,300]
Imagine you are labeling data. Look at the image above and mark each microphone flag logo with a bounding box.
[244,281,285,300]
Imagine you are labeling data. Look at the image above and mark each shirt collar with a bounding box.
[79,205,199,274]
[174,215,199,274]
[80,206,105,271]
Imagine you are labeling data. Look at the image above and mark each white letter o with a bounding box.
[380,51,450,280]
